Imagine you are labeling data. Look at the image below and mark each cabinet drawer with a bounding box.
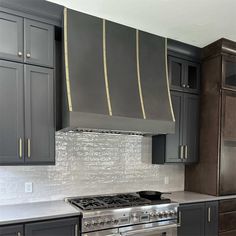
[219,199,236,213]
[219,211,236,232]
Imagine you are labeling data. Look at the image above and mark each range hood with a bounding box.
[61,8,175,135]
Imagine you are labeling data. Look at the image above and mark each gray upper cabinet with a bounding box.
[25,218,79,236]
[24,65,54,164]
[0,225,23,236]
[0,11,54,68]
[0,60,24,165]
[152,92,199,164]
[24,19,54,68]
[0,12,23,62]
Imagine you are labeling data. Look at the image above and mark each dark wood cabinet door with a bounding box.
[25,218,79,236]
[0,225,23,236]
[24,65,54,164]
[222,55,236,91]
[0,60,24,164]
[205,201,218,236]
[24,19,54,67]
[0,12,23,62]
[183,93,199,163]
[220,91,236,195]
[165,91,184,163]
[185,61,200,93]
[178,203,205,236]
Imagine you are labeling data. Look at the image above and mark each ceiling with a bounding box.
[47,0,236,47]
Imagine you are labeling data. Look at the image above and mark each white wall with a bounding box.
[0,132,184,205]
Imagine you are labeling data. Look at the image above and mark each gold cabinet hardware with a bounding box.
[19,138,23,159]
[178,211,182,227]
[27,139,31,158]
[208,207,211,223]
[75,224,78,236]
[18,52,23,57]
[26,53,31,58]
[184,145,188,160]
[180,145,184,160]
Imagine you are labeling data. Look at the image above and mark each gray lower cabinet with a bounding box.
[25,218,79,236]
[0,61,24,164]
[0,62,54,165]
[178,201,218,236]
[24,19,54,68]
[24,65,54,164]
[0,12,23,62]
[0,225,23,236]
[152,91,199,164]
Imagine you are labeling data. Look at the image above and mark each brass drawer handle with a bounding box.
[208,207,211,223]
[75,224,78,236]
[184,145,188,160]
[27,139,31,158]
[19,138,23,159]
[180,146,184,160]
[178,211,182,227]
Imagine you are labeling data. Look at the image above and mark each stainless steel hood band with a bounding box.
[136,30,146,119]
[165,38,175,122]
[64,7,73,112]
[103,19,113,116]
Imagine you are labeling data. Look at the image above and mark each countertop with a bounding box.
[0,200,80,226]
[163,191,236,204]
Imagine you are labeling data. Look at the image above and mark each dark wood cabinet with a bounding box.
[25,218,79,236]
[24,19,54,67]
[0,61,24,164]
[178,201,218,236]
[24,65,54,164]
[0,225,23,236]
[0,63,54,165]
[152,92,199,164]
[0,11,54,67]
[169,56,200,94]
[0,12,23,62]
[185,38,236,196]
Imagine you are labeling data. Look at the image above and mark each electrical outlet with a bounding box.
[164,176,169,185]
[25,182,33,193]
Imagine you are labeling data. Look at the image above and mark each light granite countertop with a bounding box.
[0,200,81,226]
[164,191,236,204]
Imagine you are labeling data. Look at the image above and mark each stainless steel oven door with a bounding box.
[119,221,177,236]
[82,228,120,236]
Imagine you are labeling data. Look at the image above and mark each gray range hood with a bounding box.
[61,8,175,135]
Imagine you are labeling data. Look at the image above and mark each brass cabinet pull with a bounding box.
[184,145,188,160]
[208,207,211,223]
[27,139,31,158]
[180,146,184,160]
[26,53,31,58]
[75,224,78,236]
[18,52,23,57]
[19,138,23,159]
[178,211,182,227]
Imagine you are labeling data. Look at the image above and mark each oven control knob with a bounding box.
[98,219,105,226]
[149,211,156,217]
[169,210,175,216]
[84,221,90,228]
[158,211,164,218]
[111,218,118,224]
[164,211,170,217]
[91,220,98,226]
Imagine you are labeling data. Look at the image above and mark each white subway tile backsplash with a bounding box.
[0,132,184,205]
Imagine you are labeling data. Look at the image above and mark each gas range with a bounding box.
[66,193,179,236]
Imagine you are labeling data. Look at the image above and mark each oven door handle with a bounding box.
[120,223,177,236]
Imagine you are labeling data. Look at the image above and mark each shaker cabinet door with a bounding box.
[25,218,79,236]
[24,65,54,164]
[0,225,23,236]
[24,19,54,67]
[183,93,200,163]
[0,60,24,164]
[178,203,205,236]
[205,201,218,236]
[0,12,23,62]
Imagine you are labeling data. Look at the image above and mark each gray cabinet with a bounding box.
[0,63,54,165]
[0,225,23,236]
[178,201,218,236]
[25,218,79,236]
[0,11,54,67]
[0,12,23,62]
[0,61,24,164]
[152,92,199,164]
[24,19,54,67]
[24,65,54,164]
